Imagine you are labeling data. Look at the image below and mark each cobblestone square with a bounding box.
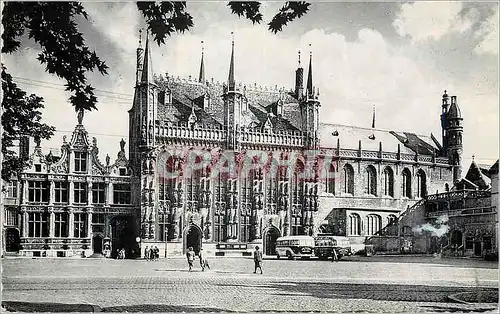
[2,256,498,312]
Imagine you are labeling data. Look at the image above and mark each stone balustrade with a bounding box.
[238,131,304,148]
[155,125,226,143]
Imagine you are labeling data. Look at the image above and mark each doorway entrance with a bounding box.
[93,235,103,254]
[474,241,482,256]
[264,227,280,256]
[184,224,202,255]
[5,228,20,252]
[110,216,136,258]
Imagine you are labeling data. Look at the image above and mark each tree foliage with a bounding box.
[1,1,311,181]
[2,2,108,112]
[1,67,55,181]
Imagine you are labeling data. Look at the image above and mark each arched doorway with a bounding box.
[450,230,463,250]
[264,227,280,256]
[110,216,136,259]
[93,235,103,254]
[184,224,202,255]
[5,228,20,252]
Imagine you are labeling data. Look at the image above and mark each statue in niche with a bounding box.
[105,154,110,166]
[77,109,84,125]
[120,138,126,151]
[148,124,153,142]
[63,135,67,143]
[141,124,147,142]
[149,159,154,172]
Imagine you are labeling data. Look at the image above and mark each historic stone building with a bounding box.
[3,35,464,258]
[128,36,459,257]
[2,116,136,258]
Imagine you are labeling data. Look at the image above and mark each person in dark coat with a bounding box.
[186,247,195,271]
[253,246,263,274]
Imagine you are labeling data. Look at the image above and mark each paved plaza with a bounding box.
[1,256,498,312]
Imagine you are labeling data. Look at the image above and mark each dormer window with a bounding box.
[74,152,87,172]
[119,168,126,176]
[35,164,42,172]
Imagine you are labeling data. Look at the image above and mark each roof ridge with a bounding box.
[320,122,432,138]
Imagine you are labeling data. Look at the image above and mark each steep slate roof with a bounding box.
[319,123,439,154]
[489,160,499,175]
[464,160,492,189]
[156,76,300,131]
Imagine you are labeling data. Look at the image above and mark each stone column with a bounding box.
[87,181,93,206]
[49,207,55,238]
[21,207,28,237]
[22,180,28,205]
[49,181,55,205]
[105,180,111,206]
[68,181,74,206]
[68,151,74,173]
[86,208,92,238]
[68,207,75,238]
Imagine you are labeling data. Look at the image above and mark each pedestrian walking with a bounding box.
[253,246,263,274]
[186,246,195,271]
[199,248,210,271]
[331,247,339,262]
[144,246,150,260]
[154,246,159,261]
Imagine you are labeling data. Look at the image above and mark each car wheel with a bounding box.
[276,253,280,259]
[287,251,294,260]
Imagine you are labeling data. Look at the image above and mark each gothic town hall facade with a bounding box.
[3,36,463,258]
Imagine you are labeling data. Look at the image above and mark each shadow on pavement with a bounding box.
[2,301,98,312]
[215,281,499,303]
[2,301,234,313]
[420,305,499,313]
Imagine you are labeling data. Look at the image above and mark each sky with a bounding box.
[2,1,499,169]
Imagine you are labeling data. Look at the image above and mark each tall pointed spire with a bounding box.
[228,32,235,90]
[141,31,153,84]
[371,105,376,129]
[295,50,304,98]
[199,41,205,83]
[136,28,144,84]
[306,44,313,97]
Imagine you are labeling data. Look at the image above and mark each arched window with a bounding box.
[402,168,412,198]
[382,167,394,197]
[325,162,335,194]
[417,169,427,198]
[386,214,398,236]
[366,214,382,236]
[365,165,377,195]
[349,213,361,236]
[343,164,354,195]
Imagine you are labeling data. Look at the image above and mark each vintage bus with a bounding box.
[314,235,352,260]
[275,236,315,259]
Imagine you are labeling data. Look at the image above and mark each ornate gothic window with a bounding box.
[54,213,68,238]
[213,173,227,242]
[366,214,382,236]
[92,183,105,204]
[28,212,48,237]
[292,160,305,235]
[74,152,87,172]
[349,213,361,236]
[325,162,335,194]
[113,184,131,204]
[158,212,168,242]
[73,213,87,238]
[382,167,394,197]
[402,168,412,198]
[74,182,87,204]
[365,165,377,195]
[28,181,49,203]
[416,169,427,198]
[343,164,354,195]
[54,181,68,203]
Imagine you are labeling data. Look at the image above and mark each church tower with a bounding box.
[129,31,158,172]
[446,94,463,182]
[128,30,159,240]
[440,90,450,156]
[300,48,320,149]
